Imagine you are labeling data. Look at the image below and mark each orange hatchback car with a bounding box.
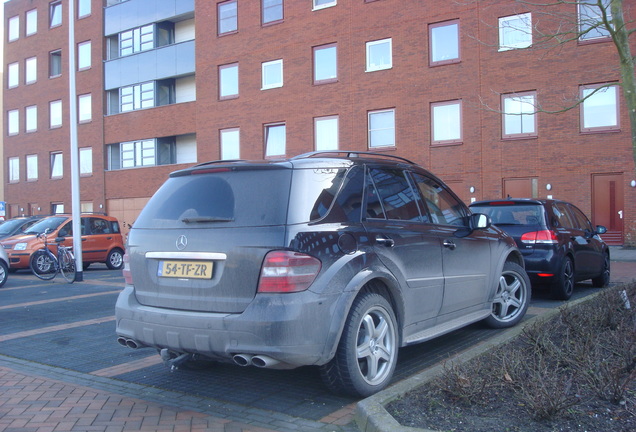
[1,214,125,271]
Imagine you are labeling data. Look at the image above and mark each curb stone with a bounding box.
[354,291,606,432]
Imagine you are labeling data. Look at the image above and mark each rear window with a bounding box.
[471,204,544,226]
[134,168,292,228]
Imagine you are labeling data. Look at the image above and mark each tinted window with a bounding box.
[316,166,364,224]
[288,168,348,223]
[552,202,574,228]
[412,173,466,226]
[471,204,543,226]
[567,204,593,231]
[135,168,292,228]
[366,168,421,221]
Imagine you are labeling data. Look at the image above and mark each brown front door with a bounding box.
[592,173,624,245]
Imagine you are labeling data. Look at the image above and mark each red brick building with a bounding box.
[3,0,634,245]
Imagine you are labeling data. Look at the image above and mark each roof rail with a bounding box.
[291,151,416,165]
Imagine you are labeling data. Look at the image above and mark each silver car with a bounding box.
[116,151,530,397]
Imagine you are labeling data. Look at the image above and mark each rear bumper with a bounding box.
[522,249,562,284]
[115,285,344,367]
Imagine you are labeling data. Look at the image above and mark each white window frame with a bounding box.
[26,154,38,181]
[50,100,62,128]
[220,128,240,160]
[219,63,239,99]
[368,109,396,149]
[502,92,537,138]
[25,105,38,133]
[8,16,20,42]
[313,0,336,11]
[80,147,92,175]
[78,41,92,70]
[499,13,532,51]
[9,157,19,183]
[50,152,63,179]
[580,84,619,133]
[8,109,19,135]
[314,116,339,151]
[26,9,37,36]
[8,63,19,89]
[264,123,286,157]
[430,20,460,66]
[366,38,392,72]
[119,24,154,57]
[25,57,37,84]
[121,139,156,168]
[78,0,91,18]
[120,82,155,112]
[431,100,463,144]
[78,94,92,123]
[262,59,283,90]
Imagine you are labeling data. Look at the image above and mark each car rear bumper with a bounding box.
[115,285,344,368]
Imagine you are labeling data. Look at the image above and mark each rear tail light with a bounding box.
[122,252,133,285]
[520,230,559,244]
[257,251,322,293]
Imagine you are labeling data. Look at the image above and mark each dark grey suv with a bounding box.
[116,151,530,397]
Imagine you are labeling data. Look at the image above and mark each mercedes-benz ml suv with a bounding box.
[116,151,530,397]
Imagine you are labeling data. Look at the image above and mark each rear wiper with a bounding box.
[181,216,234,223]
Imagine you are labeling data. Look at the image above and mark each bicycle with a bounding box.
[30,228,76,283]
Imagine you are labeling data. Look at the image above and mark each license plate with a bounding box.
[158,260,213,279]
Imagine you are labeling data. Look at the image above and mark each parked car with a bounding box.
[2,214,125,271]
[115,151,531,397]
[0,246,9,287]
[469,198,610,300]
[0,216,44,240]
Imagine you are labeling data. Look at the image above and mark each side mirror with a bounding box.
[595,225,607,235]
[470,213,491,230]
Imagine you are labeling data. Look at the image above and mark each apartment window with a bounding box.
[50,50,62,77]
[50,1,63,28]
[78,41,91,70]
[78,0,91,18]
[8,110,19,135]
[50,152,63,179]
[26,155,38,181]
[26,10,37,36]
[50,100,62,128]
[218,0,238,35]
[313,0,336,10]
[80,148,92,175]
[8,63,19,88]
[579,0,611,41]
[8,16,19,42]
[368,109,395,148]
[366,38,392,72]
[25,105,38,132]
[121,82,155,112]
[315,116,339,151]
[262,59,283,89]
[264,123,286,157]
[219,63,239,99]
[580,84,618,132]
[108,138,176,170]
[120,25,154,57]
[78,94,92,123]
[25,57,37,84]
[499,13,532,51]
[9,158,19,183]
[263,0,283,24]
[430,20,460,66]
[502,92,537,138]
[431,100,462,144]
[220,128,240,159]
[314,44,337,83]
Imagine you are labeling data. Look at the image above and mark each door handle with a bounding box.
[375,236,395,247]
[443,240,456,250]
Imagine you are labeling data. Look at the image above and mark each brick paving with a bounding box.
[0,247,633,432]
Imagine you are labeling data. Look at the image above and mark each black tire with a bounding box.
[0,260,8,288]
[30,250,57,280]
[591,253,610,288]
[320,292,398,397]
[59,249,76,283]
[106,248,124,270]
[551,256,575,300]
[484,261,531,329]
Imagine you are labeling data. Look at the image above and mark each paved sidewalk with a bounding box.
[1,247,634,432]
